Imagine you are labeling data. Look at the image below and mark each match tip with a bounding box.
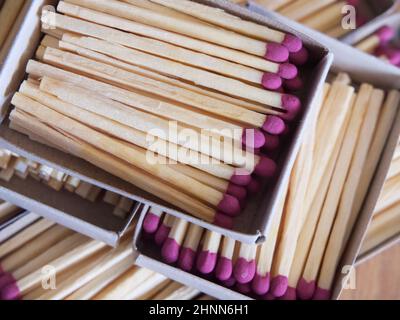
[278,63,298,80]
[252,272,270,296]
[221,275,236,288]
[280,286,297,300]
[217,194,241,217]
[234,258,256,284]
[254,156,277,178]
[236,282,252,294]
[215,257,233,281]
[270,275,289,297]
[178,247,196,271]
[262,116,286,135]
[265,42,289,63]
[0,280,19,300]
[313,287,331,300]
[297,278,316,300]
[387,50,400,65]
[261,72,282,90]
[263,133,280,151]
[284,77,304,92]
[214,212,234,229]
[154,224,171,246]
[143,213,161,234]
[282,34,303,53]
[230,171,252,186]
[377,25,395,44]
[246,177,262,195]
[242,129,266,149]
[161,238,181,264]
[196,250,218,274]
[281,94,301,120]
[227,183,248,202]
[289,47,309,66]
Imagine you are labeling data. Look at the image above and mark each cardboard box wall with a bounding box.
[0,0,332,244]
[132,3,400,300]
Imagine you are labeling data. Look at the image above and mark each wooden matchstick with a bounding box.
[355,26,395,53]
[177,223,204,272]
[196,230,222,275]
[374,175,400,213]
[161,218,189,264]
[301,1,345,32]
[113,197,134,219]
[102,191,121,207]
[215,236,236,282]
[143,207,164,235]
[150,281,200,300]
[0,203,21,225]
[0,0,24,49]
[279,0,335,21]
[233,243,257,284]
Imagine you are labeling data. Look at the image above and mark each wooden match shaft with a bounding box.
[255,0,294,11]
[149,282,200,300]
[374,175,400,213]
[0,219,55,259]
[129,274,170,300]
[181,223,203,251]
[0,0,24,49]
[103,191,121,206]
[387,157,400,180]
[58,1,283,74]
[279,0,335,21]
[0,202,20,224]
[301,1,346,32]
[62,0,273,58]
[9,111,218,222]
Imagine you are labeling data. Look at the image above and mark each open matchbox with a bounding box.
[132,3,400,300]
[0,0,332,244]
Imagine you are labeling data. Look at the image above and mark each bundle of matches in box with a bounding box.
[0,216,202,300]
[360,141,400,256]
[355,25,400,67]
[141,74,400,300]
[0,201,23,226]
[9,0,309,229]
[0,148,135,219]
[251,0,368,38]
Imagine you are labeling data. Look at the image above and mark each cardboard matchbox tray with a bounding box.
[132,4,400,300]
[0,0,332,244]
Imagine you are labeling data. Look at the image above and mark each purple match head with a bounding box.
[0,273,15,289]
[230,169,252,186]
[196,250,218,275]
[143,213,161,234]
[213,212,234,229]
[280,286,297,300]
[376,26,395,44]
[313,287,331,300]
[282,34,303,53]
[242,129,266,149]
[254,156,277,178]
[252,272,270,296]
[262,115,286,135]
[233,258,256,284]
[236,282,252,295]
[246,177,262,195]
[296,278,316,300]
[0,264,3,275]
[261,72,282,90]
[284,77,304,92]
[221,275,237,288]
[347,0,359,6]
[270,275,289,297]
[264,42,289,63]
[161,238,181,264]
[178,247,197,271]
[263,133,280,152]
[0,279,20,300]
[386,50,400,65]
[154,224,171,246]
[289,47,309,66]
[262,292,276,300]
[278,63,298,80]
[217,194,241,217]
[281,94,302,120]
[215,256,233,281]
[227,183,247,203]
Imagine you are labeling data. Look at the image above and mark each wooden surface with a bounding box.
[340,243,400,300]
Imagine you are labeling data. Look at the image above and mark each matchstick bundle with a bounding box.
[141,74,400,300]
[355,25,400,68]
[0,148,136,220]
[8,0,311,229]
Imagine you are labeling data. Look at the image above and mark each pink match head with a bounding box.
[281,94,302,120]
[278,63,298,80]
[0,273,15,289]
[270,275,289,297]
[254,156,277,178]
[242,129,266,149]
[227,183,247,203]
[284,76,304,92]
[221,275,236,288]
[247,177,262,195]
[386,50,400,65]
[313,287,331,300]
[236,282,252,295]
[196,250,218,274]
[161,238,181,264]
[215,257,233,281]
[154,224,171,246]
[143,213,161,234]
[178,247,197,271]
[347,0,359,6]
[252,272,270,296]
[0,264,3,275]
[289,46,309,66]
[264,43,289,63]
[280,286,297,300]
[261,72,283,90]
[230,169,252,186]
[376,26,395,44]
[262,115,286,135]
[0,278,20,300]
[217,194,241,217]
[282,34,303,53]
[263,133,280,151]
[296,278,316,300]
[233,258,256,284]
[213,212,234,229]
